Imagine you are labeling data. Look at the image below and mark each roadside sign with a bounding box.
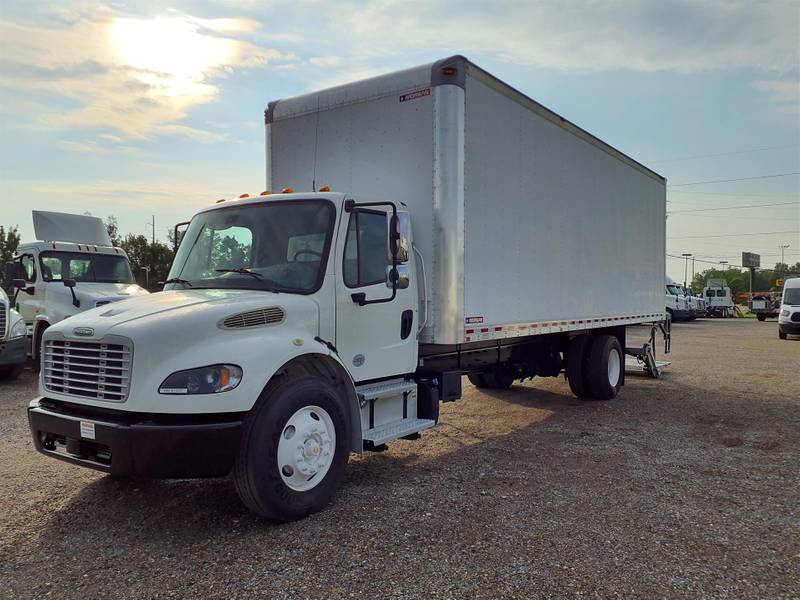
[742,252,760,268]
[776,278,784,287]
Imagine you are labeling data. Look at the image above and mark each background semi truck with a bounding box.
[704,278,735,318]
[8,211,149,364]
[28,56,668,521]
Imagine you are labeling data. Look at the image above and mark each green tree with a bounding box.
[0,225,21,291]
[105,216,121,247]
[120,233,174,291]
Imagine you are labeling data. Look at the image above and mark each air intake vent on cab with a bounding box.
[220,307,285,329]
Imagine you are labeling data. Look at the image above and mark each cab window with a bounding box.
[21,255,36,282]
[343,211,389,287]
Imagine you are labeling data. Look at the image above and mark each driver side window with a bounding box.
[343,211,389,288]
[21,255,37,283]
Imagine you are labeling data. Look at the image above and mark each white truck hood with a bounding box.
[49,289,319,341]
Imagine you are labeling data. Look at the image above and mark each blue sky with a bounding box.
[1,0,798,282]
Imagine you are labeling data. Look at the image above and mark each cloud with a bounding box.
[0,7,292,141]
[320,0,798,75]
[753,79,800,115]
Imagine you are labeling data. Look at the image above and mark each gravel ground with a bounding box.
[1,318,798,598]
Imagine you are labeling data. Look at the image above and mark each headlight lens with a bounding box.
[159,364,243,395]
[782,310,790,317]
[9,318,27,339]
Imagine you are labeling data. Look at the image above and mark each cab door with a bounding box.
[15,254,42,324]
[334,203,417,382]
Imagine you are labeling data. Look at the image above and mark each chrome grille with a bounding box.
[220,307,285,329]
[792,312,800,323]
[0,300,6,338]
[43,339,132,402]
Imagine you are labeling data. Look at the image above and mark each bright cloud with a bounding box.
[320,0,798,75]
[0,8,291,140]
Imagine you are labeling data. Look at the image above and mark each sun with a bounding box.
[111,17,234,98]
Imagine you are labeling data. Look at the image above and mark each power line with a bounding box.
[667,229,800,240]
[668,201,799,214]
[648,143,799,164]
[668,172,800,187]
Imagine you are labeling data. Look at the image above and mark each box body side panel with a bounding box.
[462,75,666,328]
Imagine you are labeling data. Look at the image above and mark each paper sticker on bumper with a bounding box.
[80,421,96,440]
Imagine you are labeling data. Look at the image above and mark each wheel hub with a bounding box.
[277,406,336,491]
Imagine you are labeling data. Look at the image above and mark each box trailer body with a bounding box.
[266,56,666,348]
[28,56,669,521]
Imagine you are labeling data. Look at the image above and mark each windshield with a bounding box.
[783,288,800,305]
[40,251,135,284]
[666,285,682,295]
[167,200,335,293]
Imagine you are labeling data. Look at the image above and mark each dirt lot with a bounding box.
[1,318,798,598]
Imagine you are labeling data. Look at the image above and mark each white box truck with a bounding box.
[8,211,149,363]
[28,56,668,520]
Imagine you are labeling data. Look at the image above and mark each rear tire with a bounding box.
[566,336,592,398]
[586,335,623,400]
[757,314,766,322]
[467,374,488,388]
[483,369,515,389]
[234,375,350,521]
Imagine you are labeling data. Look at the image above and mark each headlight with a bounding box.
[782,310,790,317]
[9,318,27,340]
[159,364,243,395]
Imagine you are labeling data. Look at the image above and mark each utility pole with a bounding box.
[682,253,692,288]
[691,256,695,291]
[779,243,790,268]
[145,216,156,245]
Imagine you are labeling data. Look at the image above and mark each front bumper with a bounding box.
[0,336,27,367]
[28,397,242,478]
[778,322,800,335]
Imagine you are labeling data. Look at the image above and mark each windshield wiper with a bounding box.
[163,277,193,287]
[216,268,263,279]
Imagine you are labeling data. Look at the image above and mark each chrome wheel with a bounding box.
[276,405,336,492]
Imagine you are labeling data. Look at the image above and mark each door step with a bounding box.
[362,418,435,445]
[356,378,417,403]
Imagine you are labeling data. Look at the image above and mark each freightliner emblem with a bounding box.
[73,327,94,337]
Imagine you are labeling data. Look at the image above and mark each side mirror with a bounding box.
[386,265,410,290]
[63,279,80,308]
[387,211,411,264]
[12,278,25,289]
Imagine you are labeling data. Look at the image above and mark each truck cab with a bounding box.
[703,279,735,318]
[665,277,691,322]
[10,211,148,361]
[0,287,28,379]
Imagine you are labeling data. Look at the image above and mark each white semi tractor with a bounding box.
[8,211,148,363]
[28,56,668,520]
[703,278,735,318]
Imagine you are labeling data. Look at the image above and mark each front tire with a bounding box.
[756,314,766,322]
[234,375,350,521]
[779,329,788,340]
[586,335,623,400]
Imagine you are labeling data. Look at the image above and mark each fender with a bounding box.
[263,350,363,455]
[32,317,51,360]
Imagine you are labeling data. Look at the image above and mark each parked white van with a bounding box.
[778,277,800,340]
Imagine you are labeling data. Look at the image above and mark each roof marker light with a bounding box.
[260,190,272,196]
[239,193,250,199]
[216,198,226,203]
[441,66,457,76]
[281,187,294,193]
[319,185,331,192]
